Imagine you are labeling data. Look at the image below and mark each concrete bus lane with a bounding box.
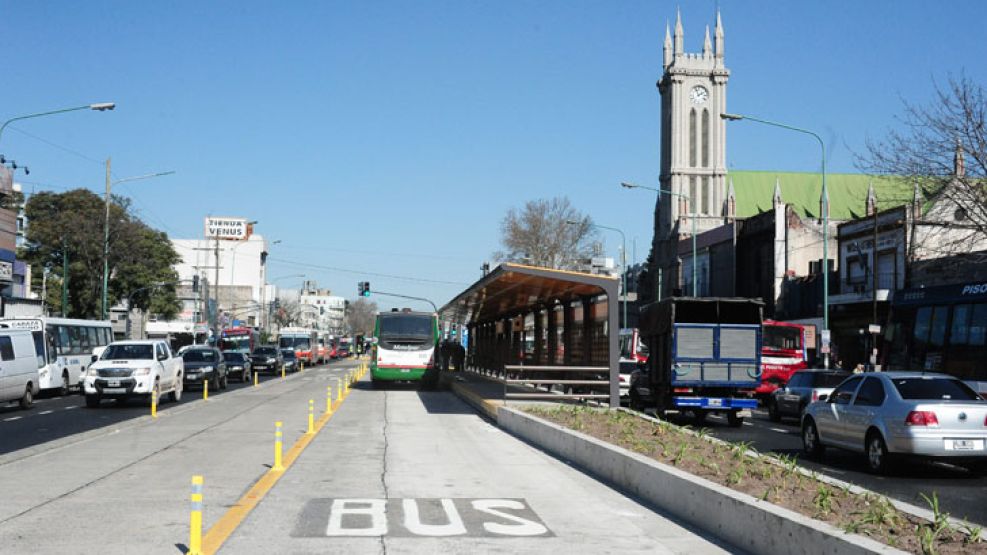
[218,382,736,554]
[0,360,361,555]
[698,409,987,525]
[0,359,345,457]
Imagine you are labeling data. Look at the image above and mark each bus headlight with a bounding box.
[87,368,99,377]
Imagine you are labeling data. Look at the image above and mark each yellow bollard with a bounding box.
[253,371,259,387]
[281,364,286,379]
[274,421,284,471]
[326,386,333,414]
[189,475,204,555]
[203,380,209,401]
[151,389,158,419]
[301,361,305,372]
[307,399,315,434]
[336,379,344,402]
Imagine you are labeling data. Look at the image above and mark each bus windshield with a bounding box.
[279,337,310,349]
[379,314,434,338]
[763,326,802,351]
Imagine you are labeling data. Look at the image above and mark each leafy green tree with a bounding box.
[20,188,181,319]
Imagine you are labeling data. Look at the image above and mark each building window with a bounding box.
[702,109,710,168]
[689,109,697,167]
[689,177,697,214]
[702,176,710,214]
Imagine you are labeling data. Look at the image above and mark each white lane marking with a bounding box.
[39,410,53,415]
[769,427,790,434]
[743,422,753,426]
[64,406,79,410]
[4,416,23,422]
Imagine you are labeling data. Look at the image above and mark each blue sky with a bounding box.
[2,1,985,308]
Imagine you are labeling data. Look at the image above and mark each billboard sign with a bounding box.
[204,217,252,241]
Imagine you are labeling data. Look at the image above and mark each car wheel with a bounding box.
[866,432,892,474]
[85,394,100,408]
[59,372,71,396]
[220,373,229,390]
[629,389,644,412]
[169,375,183,402]
[767,399,781,422]
[727,411,744,427]
[19,384,34,409]
[802,418,825,459]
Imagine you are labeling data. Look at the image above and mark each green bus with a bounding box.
[370,309,440,387]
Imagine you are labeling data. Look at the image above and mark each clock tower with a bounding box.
[652,9,730,294]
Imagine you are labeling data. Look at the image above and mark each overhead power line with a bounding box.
[266,256,470,286]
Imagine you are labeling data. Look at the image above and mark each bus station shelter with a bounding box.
[439,263,621,406]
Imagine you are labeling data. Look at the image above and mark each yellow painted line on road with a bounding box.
[200,375,354,554]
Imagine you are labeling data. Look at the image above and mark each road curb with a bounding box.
[449,379,500,420]
[494,405,905,555]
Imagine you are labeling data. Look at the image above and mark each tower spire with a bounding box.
[663,21,673,68]
[673,7,684,54]
[866,179,877,216]
[773,177,783,205]
[714,9,724,58]
[703,25,712,57]
[954,137,966,178]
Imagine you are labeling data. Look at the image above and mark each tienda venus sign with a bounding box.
[204,217,252,240]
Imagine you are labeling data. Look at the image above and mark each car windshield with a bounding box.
[223,352,243,362]
[254,347,278,355]
[183,349,217,362]
[102,344,154,360]
[892,377,981,401]
[281,350,296,359]
[810,372,850,388]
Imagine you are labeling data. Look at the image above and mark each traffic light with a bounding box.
[192,275,200,292]
[358,281,371,297]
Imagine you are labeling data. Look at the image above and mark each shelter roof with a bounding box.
[439,263,618,325]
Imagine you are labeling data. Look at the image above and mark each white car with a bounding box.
[83,340,183,407]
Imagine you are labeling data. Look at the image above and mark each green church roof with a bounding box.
[728,170,915,220]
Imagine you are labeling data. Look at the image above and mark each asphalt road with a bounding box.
[0,359,342,456]
[688,408,987,525]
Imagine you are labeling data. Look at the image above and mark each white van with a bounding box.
[0,329,42,409]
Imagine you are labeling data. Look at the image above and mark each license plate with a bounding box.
[107,380,120,387]
[103,387,125,393]
[707,398,723,407]
[947,439,983,451]
[254,365,267,370]
[187,375,199,381]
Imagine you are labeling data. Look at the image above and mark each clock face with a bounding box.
[690,86,709,105]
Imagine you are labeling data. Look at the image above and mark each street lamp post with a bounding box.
[568,220,628,330]
[620,182,697,297]
[720,113,830,366]
[101,169,176,320]
[0,103,115,145]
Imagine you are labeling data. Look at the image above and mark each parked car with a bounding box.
[0,329,41,409]
[767,369,850,422]
[250,346,283,374]
[182,346,228,390]
[801,372,987,474]
[281,348,298,372]
[83,340,183,407]
[223,351,252,382]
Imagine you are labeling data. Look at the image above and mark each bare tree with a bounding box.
[493,196,597,269]
[860,75,987,247]
[345,298,378,335]
[272,297,301,327]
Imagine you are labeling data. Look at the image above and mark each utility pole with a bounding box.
[101,157,111,320]
[61,239,69,317]
[871,206,880,371]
